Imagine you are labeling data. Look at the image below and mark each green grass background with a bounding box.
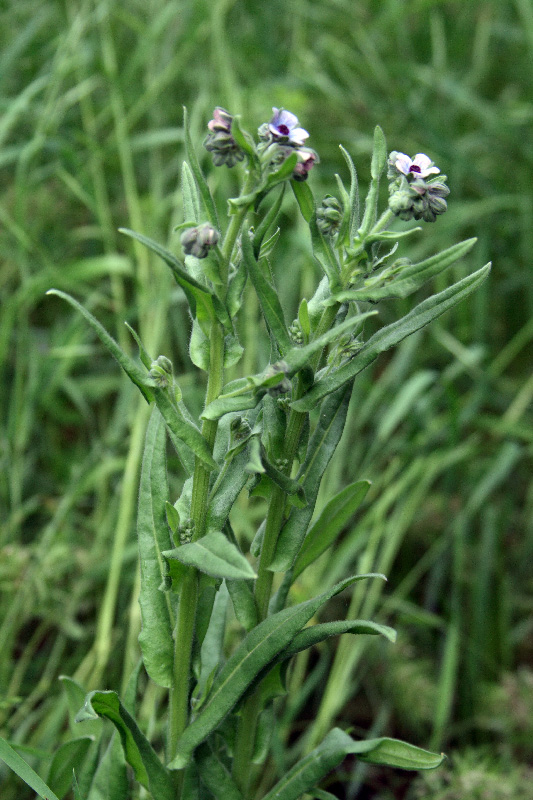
[1,1,532,798]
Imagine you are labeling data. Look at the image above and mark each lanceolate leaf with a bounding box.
[183,106,219,228]
[168,575,378,769]
[0,736,60,800]
[137,409,174,688]
[270,385,352,572]
[195,743,244,800]
[291,179,315,223]
[75,691,174,800]
[293,480,371,579]
[119,228,216,326]
[46,290,153,402]
[284,618,397,658]
[261,729,444,800]
[152,388,217,471]
[261,728,352,800]
[339,144,360,236]
[47,737,93,800]
[292,263,491,411]
[254,186,286,255]
[242,229,292,355]
[181,161,201,223]
[163,532,257,580]
[205,448,251,534]
[331,238,478,303]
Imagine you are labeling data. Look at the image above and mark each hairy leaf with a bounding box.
[168,575,378,768]
[75,691,173,800]
[137,409,174,687]
[293,264,491,411]
[293,480,371,578]
[163,532,257,580]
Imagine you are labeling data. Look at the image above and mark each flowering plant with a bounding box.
[40,106,489,800]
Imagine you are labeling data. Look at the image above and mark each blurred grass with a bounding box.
[1,1,532,798]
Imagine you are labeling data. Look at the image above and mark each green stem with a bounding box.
[232,296,346,795]
[167,324,224,765]
[167,173,257,791]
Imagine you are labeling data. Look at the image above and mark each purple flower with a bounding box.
[207,107,233,134]
[268,108,309,146]
[292,148,319,181]
[389,151,440,180]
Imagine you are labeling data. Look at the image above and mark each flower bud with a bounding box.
[316,195,343,235]
[180,223,220,259]
[149,355,173,387]
[204,107,245,167]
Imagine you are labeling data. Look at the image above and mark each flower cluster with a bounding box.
[258,107,319,181]
[387,151,449,223]
[203,106,318,182]
[204,107,245,167]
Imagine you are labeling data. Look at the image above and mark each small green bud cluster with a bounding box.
[316,195,343,236]
[149,355,173,387]
[178,518,195,545]
[180,223,220,259]
[289,319,304,344]
[230,416,252,442]
[387,151,449,223]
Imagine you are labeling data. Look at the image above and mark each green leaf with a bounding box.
[339,144,360,236]
[253,186,285,254]
[284,618,396,659]
[181,161,201,223]
[293,263,491,411]
[46,290,152,402]
[262,728,444,800]
[358,126,387,238]
[293,480,371,578]
[226,578,258,631]
[183,106,219,228]
[75,691,174,800]
[370,125,387,180]
[279,309,377,378]
[119,228,216,327]
[261,728,352,800]
[231,115,259,169]
[195,583,229,705]
[260,444,307,508]
[85,732,128,800]
[201,392,261,422]
[152,388,217,471]
[195,743,244,800]
[332,238,478,303]
[270,385,352,571]
[137,408,174,687]
[298,298,311,340]
[168,574,375,769]
[242,229,292,355]
[206,449,250,534]
[310,215,341,290]
[265,151,298,189]
[163,532,257,580]
[350,737,446,770]
[291,179,315,223]
[0,736,61,800]
[125,321,152,368]
[47,738,93,800]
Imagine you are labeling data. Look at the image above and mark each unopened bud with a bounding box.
[180,223,220,259]
[317,195,343,235]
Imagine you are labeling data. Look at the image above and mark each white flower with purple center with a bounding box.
[268,108,309,146]
[392,152,440,179]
